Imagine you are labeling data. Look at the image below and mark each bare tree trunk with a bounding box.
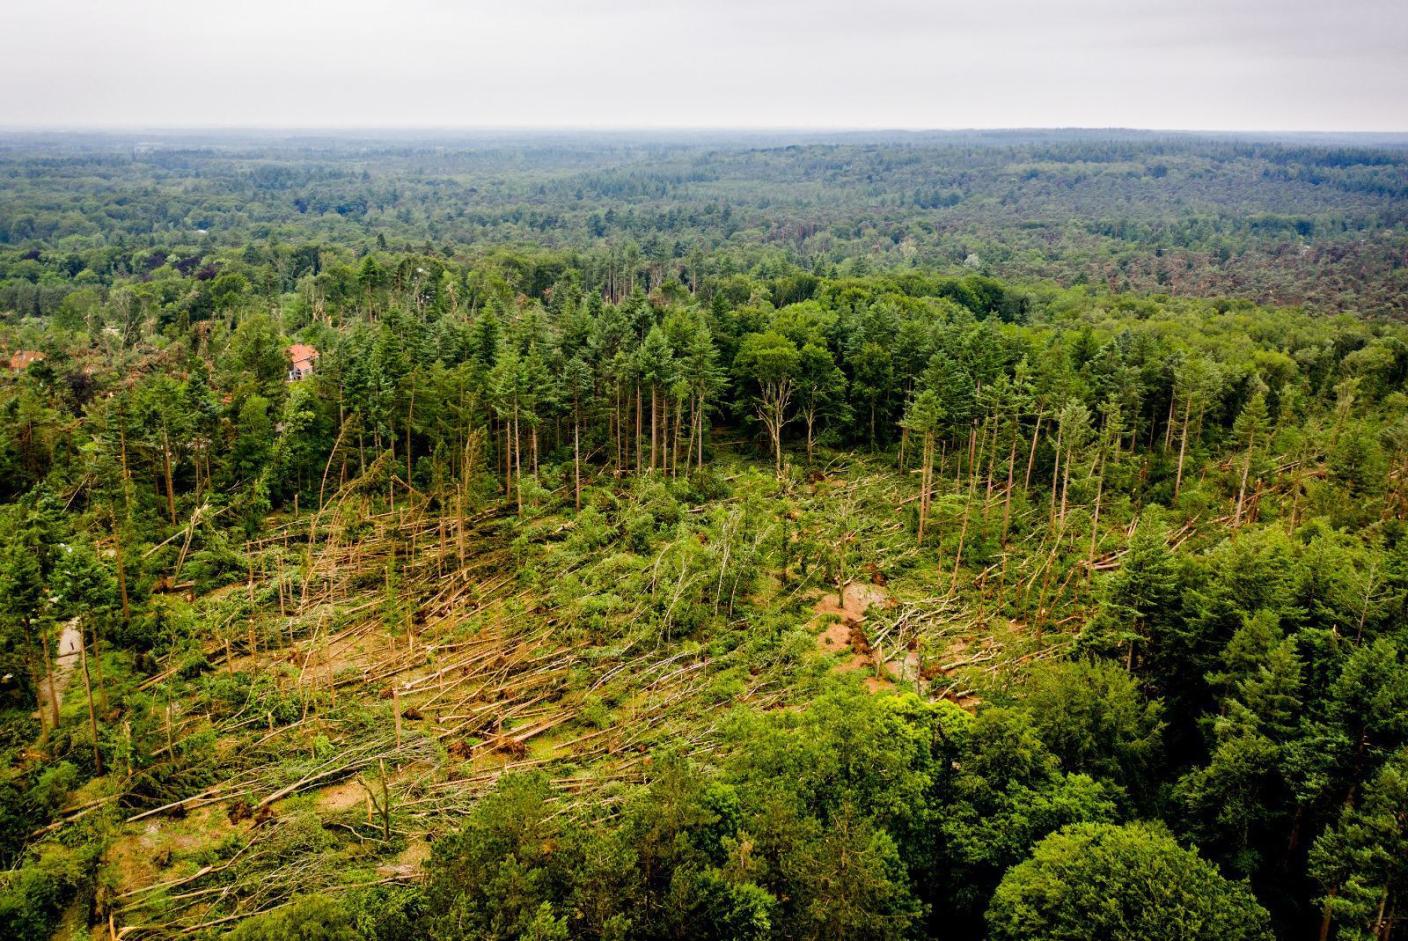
[162,431,176,524]
[79,628,102,775]
[1175,394,1193,498]
[406,391,414,485]
[684,394,696,470]
[39,622,60,728]
[1234,433,1255,527]
[917,433,934,545]
[1059,440,1072,526]
[1089,449,1105,563]
[112,513,130,624]
[672,398,682,477]
[984,414,999,505]
[89,619,107,712]
[967,420,979,486]
[1001,427,1018,545]
[573,413,582,511]
[950,453,979,594]
[513,408,523,515]
[1024,410,1043,491]
[772,412,783,475]
[1319,887,1336,941]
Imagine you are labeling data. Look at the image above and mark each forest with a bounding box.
[1,131,1407,941]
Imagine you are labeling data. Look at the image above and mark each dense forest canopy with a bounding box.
[2,130,1408,941]
[2,129,1406,317]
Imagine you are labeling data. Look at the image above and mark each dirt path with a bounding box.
[38,618,82,716]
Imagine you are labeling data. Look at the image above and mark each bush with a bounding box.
[986,822,1273,941]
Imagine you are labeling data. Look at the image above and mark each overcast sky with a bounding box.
[3,0,1405,131]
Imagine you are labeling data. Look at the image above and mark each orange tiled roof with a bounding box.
[8,350,45,370]
[287,344,319,369]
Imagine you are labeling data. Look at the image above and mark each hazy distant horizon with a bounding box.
[2,127,1406,145]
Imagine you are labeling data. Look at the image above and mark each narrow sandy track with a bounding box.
[38,618,83,715]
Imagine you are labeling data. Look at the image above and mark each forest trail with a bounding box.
[37,618,82,716]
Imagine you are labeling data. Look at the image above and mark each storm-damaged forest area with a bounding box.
[2,131,1408,941]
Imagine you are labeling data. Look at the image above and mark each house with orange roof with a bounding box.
[7,350,45,371]
[287,344,319,381]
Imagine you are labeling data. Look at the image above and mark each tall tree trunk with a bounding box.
[573,412,582,511]
[984,414,998,504]
[697,394,706,471]
[513,408,523,515]
[39,621,59,728]
[917,433,934,545]
[1319,887,1337,941]
[79,628,102,775]
[1024,409,1043,491]
[772,408,784,476]
[23,622,48,742]
[162,431,176,524]
[1089,449,1105,563]
[1235,433,1255,527]
[672,398,682,477]
[967,420,979,487]
[112,512,130,624]
[684,394,695,470]
[89,619,107,712]
[1175,394,1193,498]
[1001,427,1018,545]
[1059,441,1073,526]
[950,451,979,594]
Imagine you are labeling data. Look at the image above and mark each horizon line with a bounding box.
[2,124,1407,137]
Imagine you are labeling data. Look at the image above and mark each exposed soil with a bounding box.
[813,582,895,682]
[36,618,82,717]
[812,581,980,704]
[814,581,891,623]
[317,778,368,813]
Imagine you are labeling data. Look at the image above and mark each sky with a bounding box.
[2,0,1406,131]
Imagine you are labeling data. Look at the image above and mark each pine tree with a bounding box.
[901,390,945,546]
